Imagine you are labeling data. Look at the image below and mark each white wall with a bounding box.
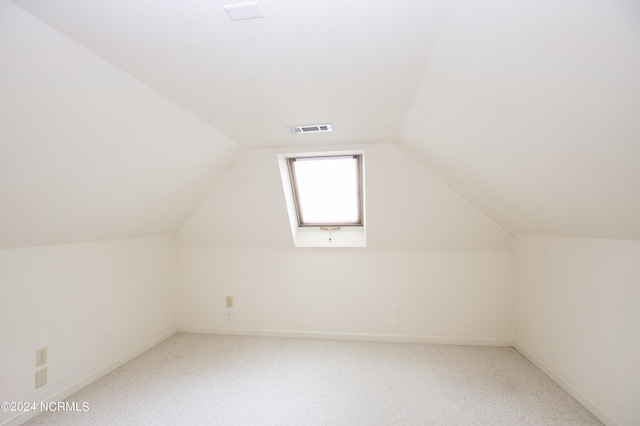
[179,248,512,345]
[512,236,640,426]
[0,237,178,425]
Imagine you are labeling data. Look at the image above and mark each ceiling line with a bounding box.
[393,141,516,238]
[171,148,250,240]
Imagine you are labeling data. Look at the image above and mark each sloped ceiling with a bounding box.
[176,143,513,250]
[10,0,449,148]
[401,0,640,239]
[3,0,640,247]
[0,1,242,248]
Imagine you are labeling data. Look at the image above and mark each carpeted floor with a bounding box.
[27,333,602,425]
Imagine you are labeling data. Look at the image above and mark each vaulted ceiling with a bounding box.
[1,0,639,248]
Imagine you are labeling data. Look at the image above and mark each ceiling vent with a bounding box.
[223,2,265,22]
[289,124,333,134]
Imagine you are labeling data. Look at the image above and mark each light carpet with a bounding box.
[26,333,602,425]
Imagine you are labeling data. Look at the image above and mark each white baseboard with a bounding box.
[513,340,617,426]
[3,327,177,426]
[178,326,512,346]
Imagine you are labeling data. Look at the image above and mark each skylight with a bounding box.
[287,155,363,227]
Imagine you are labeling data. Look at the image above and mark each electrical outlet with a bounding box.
[226,296,233,308]
[35,368,47,389]
[36,347,47,367]
[226,308,233,321]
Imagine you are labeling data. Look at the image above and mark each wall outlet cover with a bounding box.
[36,347,47,367]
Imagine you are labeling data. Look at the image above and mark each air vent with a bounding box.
[223,2,265,21]
[289,124,333,134]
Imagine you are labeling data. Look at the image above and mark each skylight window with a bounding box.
[287,155,363,227]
